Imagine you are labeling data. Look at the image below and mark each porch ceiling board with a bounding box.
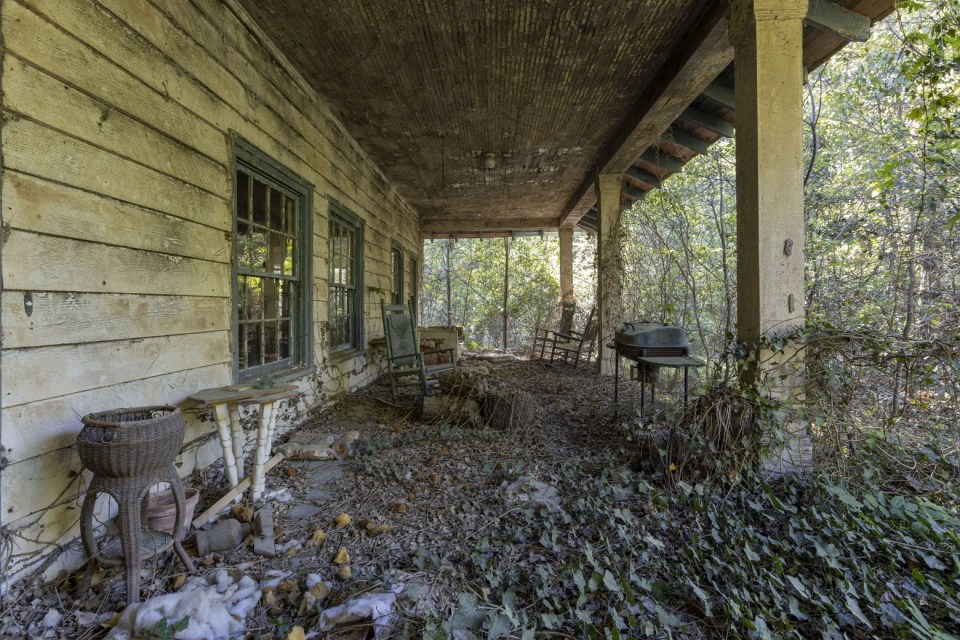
[235,0,711,231]
[236,0,896,234]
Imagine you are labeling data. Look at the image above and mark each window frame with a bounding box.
[328,200,365,356]
[231,138,314,382]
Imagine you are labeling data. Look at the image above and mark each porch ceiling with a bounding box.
[236,0,895,237]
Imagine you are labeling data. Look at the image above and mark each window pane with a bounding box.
[267,233,285,274]
[237,220,253,269]
[264,322,278,363]
[245,276,263,321]
[252,180,267,227]
[262,278,279,320]
[269,187,283,230]
[245,322,262,368]
[284,197,296,235]
[279,319,291,360]
[237,172,250,220]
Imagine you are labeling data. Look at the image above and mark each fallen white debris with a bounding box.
[502,475,563,512]
[317,590,399,638]
[106,569,259,640]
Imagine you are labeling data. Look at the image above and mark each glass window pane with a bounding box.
[269,188,283,230]
[246,322,262,368]
[237,172,250,220]
[264,322,278,363]
[267,233,285,274]
[245,276,263,321]
[237,220,252,269]
[252,180,267,227]
[279,319,291,359]
[284,197,296,235]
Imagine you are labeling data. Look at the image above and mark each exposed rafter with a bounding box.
[679,106,735,137]
[625,167,662,188]
[639,149,685,175]
[701,82,736,109]
[807,0,871,42]
[421,217,555,234]
[657,127,710,155]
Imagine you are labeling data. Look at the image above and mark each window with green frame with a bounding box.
[391,243,403,305]
[233,140,313,379]
[329,202,364,352]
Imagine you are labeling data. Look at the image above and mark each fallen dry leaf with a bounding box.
[231,504,254,523]
[393,502,408,514]
[333,513,352,527]
[285,626,306,640]
[263,588,277,606]
[309,582,331,600]
[310,529,327,545]
[101,613,121,629]
[336,565,352,580]
[286,467,298,477]
[332,547,350,564]
[368,523,391,537]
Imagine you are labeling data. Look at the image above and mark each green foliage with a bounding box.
[148,616,190,640]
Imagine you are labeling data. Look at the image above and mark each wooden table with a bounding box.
[608,344,705,419]
[187,384,299,500]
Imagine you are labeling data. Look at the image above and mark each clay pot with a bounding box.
[146,487,199,535]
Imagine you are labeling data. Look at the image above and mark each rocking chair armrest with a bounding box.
[552,330,581,342]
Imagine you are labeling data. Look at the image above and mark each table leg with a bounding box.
[212,403,239,488]
[251,402,273,500]
[229,402,244,480]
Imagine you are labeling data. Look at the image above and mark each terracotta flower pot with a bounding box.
[146,487,199,534]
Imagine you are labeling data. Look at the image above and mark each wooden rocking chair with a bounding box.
[548,307,598,368]
[531,300,576,360]
[381,300,457,402]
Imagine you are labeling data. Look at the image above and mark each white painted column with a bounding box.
[731,0,809,472]
[596,174,623,376]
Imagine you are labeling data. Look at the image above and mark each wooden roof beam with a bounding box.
[558,2,732,227]
[807,0,871,42]
[679,106,735,137]
[421,217,557,234]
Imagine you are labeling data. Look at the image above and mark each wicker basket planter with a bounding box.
[77,406,185,478]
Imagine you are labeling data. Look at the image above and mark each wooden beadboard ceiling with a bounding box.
[236,0,896,234]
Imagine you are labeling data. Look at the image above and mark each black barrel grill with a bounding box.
[611,322,706,417]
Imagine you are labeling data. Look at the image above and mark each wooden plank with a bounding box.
[0,447,86,531]
[807,0,871,42]
[2,332,230,408]
[1,292,228,349]
[4,173,230,263]
[2,118,230,230]
[3,57,228,195]
[0,363,229,465]
[2,0,226,163]
[2,231,229,297]
[192,453,284,528]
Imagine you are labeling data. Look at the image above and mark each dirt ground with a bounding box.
[1,354,703,639]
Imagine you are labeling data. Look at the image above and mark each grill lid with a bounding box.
[615,322,689,349]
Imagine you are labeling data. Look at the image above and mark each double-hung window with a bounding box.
[329,202,364,353]
[233,140,313,379]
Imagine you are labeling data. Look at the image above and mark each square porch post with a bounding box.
[731,0,810,472]
[596,174,623,376]
[559,226,575,303]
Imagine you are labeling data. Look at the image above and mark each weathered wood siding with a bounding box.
[0,0,420,580]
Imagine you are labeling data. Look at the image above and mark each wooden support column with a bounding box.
[559,226,575,303]
[731,0,809,472]
[596,174,623,376]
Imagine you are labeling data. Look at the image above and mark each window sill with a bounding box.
[329,347,366,364]
[240,363,314,386]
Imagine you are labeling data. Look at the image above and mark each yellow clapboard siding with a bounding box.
[2,1,226,163]
[1,363,230,465]
[1,291,228,349]
[2,231,228,297]
[4,172,230,263]
[2,118,230,230]
[2,332,230,408]
[3,57,228,195]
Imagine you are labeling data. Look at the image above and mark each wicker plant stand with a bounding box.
[77,407,195,604]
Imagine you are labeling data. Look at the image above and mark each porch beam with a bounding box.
[558,2,733,227]
[421,217,555,234]
[731,0,809,472]
[806,0,871,42]
[596,174,623,376]
[679,106,736,138]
